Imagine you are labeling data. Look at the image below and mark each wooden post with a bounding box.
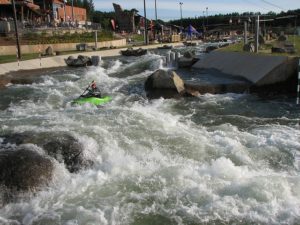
[297,59,300,105]
[244,21,248,45]
[95,31,98,50]
[143,0,148,45]
[39,47,42,67]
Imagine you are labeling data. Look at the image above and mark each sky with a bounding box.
[93,0,299,21]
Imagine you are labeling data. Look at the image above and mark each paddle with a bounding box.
[80,80,94,97]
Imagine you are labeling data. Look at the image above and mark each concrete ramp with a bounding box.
[193,51,297,86]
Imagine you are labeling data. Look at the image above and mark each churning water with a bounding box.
[0,51,300,225]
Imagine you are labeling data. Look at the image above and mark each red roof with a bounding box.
[0,0,10,4]
[52,0,63,4]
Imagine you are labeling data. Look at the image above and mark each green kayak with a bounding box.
[72,96,112,106]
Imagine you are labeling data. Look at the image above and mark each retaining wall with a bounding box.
[0,39,127,55]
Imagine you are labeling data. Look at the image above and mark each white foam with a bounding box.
[0,57,300,225]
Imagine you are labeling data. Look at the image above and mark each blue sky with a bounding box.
[94,0,299,21]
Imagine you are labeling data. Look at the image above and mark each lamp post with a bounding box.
[179,2,183,30]
[229,18,232,38]
[143,0,148,45]
[155,0,157,21]
[206,7,208,27]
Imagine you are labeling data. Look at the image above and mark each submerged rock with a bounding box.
[0,147,53,193]
[2,132,93,173]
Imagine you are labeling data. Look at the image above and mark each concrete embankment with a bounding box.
[0,43,183,76]
[192,51,299,94]
[0,39,127,55]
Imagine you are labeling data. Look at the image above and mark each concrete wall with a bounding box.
[193,51,298,86]
[0,39,127,55]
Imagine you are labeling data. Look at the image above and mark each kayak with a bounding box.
[72,96,112,106]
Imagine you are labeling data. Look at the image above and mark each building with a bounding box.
[34,0,86,24]
[0,0,86,28]
[57,2,86,22]
[113,3,137,33]
[0,0,41,22]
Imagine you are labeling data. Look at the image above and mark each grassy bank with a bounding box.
[219,35,300,57]
[0,53,40,64]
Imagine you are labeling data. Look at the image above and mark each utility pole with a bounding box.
[11,0,21,60]
[179,2,183,30]
[206,7,208,27]
[143,0,148,45]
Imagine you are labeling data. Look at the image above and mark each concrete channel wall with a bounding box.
[0,39,127,55]
[193,51,299,86]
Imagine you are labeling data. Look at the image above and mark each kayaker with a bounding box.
[83,81,102,98]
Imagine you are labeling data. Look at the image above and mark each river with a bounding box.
[0,50,300,225]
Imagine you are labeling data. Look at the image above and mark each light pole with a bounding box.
[155,0,157,21]
[179,2,183,30]
[206,7,208,27]
[143,0,148,45]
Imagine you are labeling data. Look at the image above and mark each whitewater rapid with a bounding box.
[0,52,299,225]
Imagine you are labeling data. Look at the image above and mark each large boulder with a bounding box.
[2,132,93,173]
[145,69,186,99]
[65,55,92,67]
[0,147,53,194]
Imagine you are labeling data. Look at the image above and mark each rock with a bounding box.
[0,147,53,192]
[271,47,286,53]
[121,48,147,56]
[65,55,92,67]
[2,132,93,173]
[178,57,199,68]
[205,45,219,53]
[45,46,53,56]
[144,69,186,99]
[183,51,195,58]
[278,35,287,42]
